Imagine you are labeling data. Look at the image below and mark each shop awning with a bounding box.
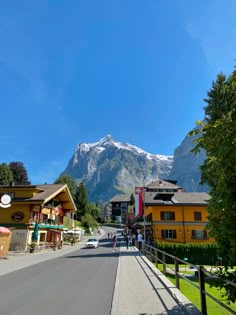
[0,227,11,234]
[38,224,64,229]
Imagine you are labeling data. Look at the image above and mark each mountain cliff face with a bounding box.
[168,132,208,192]
[62,135,173,201]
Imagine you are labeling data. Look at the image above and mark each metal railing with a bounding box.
[141,243,236,315]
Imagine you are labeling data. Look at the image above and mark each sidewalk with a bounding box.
[111,245,202,315]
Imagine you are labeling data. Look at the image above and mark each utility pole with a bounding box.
[143,172,146,244]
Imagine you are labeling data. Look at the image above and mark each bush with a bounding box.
[156,242,219,265]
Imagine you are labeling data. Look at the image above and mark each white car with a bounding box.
[85,238,99,248]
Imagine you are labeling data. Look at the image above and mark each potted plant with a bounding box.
[52,241,57,251]
[30,242,37,253]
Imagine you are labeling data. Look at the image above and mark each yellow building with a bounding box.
[143,180,214,244]
[0,184,77,251]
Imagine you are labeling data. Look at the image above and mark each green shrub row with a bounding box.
[155,242,221,265]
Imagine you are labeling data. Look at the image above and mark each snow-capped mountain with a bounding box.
[61,135,173,202]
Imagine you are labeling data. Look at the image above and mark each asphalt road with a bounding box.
[0,235,119,315]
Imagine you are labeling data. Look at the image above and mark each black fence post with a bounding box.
[162,253,166,275]
[199,266,207,315]
[174,257,180,289]
[155,248,158,267]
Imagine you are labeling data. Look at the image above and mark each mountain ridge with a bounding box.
[62,135,174,201]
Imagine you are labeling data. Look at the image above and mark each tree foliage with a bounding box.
[130,193,135,205]
[54,174,77,196]
[9,161,31,185]
[88,202,100,219]
[74,181,88,220]
[189,68,236,302]
[81,213,98,230]
[0,163,13,185]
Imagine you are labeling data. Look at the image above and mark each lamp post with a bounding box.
[143,173,146,244]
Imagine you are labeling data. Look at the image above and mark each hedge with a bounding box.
[155,242,221,265]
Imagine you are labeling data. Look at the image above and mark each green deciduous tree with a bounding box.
[81,213,98,231]
[54,174,77,196]
[9,161,31,185]
[88,202,100,219]
[189,68,236,302]
[0,163,13,185]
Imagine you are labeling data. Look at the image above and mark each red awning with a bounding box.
[0,227,11,234]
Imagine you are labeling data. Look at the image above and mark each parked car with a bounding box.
[85,238,99,248]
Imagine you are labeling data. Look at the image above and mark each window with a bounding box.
[146,213,152,222]
[161,230,176,239]
[160,211,175,220]
[192,230,207,240]
[194,212,202,221]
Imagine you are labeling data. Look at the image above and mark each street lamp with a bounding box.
[143,173,146,244]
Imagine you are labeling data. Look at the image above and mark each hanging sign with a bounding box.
[0,194,11,208]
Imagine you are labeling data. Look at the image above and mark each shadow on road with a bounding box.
[61,252,120,258]
[61,247,141,259]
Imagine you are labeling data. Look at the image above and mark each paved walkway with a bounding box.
[0,231,202,315]
[111,246,202,315]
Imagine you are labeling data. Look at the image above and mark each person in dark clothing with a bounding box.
[124,234,130,250]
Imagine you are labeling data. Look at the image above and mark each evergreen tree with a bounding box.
[74,182,88,220]
[9,161,31,185]
[0,163,13,185]
[130,193,135,205]
[54,174,77,196]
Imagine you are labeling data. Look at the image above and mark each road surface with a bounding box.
[0,236,119,315]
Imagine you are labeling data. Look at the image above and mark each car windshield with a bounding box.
[87,239,97,242]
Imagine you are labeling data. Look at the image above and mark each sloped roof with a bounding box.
[145,179,182,190]
[172,192,210,204]
[0,184,77,212]
[30,184,69,202]
[110,194,130,203]
[145,191,210,205]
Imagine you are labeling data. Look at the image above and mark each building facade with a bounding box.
[0,184,77,251]
[143,180,214,244]
[110,194,134,225]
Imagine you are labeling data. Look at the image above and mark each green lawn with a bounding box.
[157,265,236,315]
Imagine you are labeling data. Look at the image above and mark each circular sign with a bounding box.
[1,194,11,205]
[0,194,11,208]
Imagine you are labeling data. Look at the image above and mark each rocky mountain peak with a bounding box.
[62,136,173,201]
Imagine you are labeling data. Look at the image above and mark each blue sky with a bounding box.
[0,0,235,184]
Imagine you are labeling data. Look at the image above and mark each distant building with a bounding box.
[109,194,134,225]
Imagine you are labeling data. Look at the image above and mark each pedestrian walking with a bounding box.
[131,233,136,246]
[112,235,117,251]
[137,232,143,251]
[108,232,110,238]
[124,234,130,250]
